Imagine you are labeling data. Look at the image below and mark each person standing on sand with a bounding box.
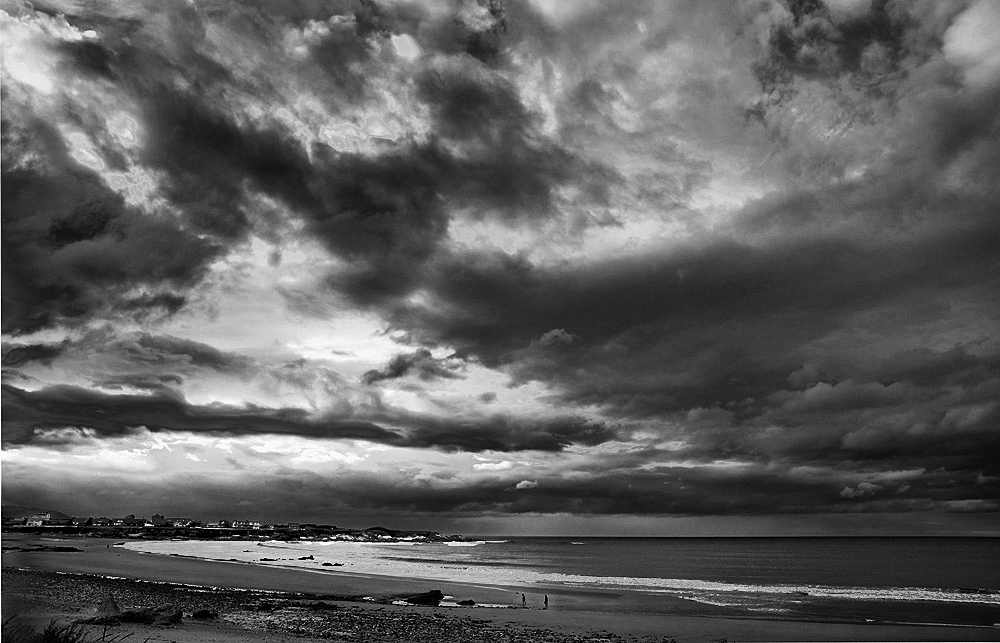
[544,594,548,609]
[521,593,526,607]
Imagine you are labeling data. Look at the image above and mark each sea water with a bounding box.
[124,537,1000,626]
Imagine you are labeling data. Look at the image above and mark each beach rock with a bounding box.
[404,590,444,606]
[457,599,476,606]
[321,561,344,566]
[298,554,314,560]
[190,609,218,620]
[121,604,182,625]
[121,608,155,624]
[309,601,338,611]
[153,605,183,625]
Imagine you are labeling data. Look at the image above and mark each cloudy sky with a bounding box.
[2,0,999,535]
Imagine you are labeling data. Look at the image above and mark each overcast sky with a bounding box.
[2,0,999,536]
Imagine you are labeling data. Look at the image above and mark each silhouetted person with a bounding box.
[521,593,526,607]
[544,594,548,609]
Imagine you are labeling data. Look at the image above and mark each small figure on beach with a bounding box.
[521,593,526,607]
[544,594,548,609]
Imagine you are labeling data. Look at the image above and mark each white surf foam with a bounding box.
[123,540,1000,606]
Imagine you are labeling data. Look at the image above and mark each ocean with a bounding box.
[124,536,1000,627]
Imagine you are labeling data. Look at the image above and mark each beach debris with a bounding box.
[190,608,218,620]
[75,592,123,627]
[403,590,444,606]
[96,593,122,618]
[307,601,339,611]
[120,604,182,625]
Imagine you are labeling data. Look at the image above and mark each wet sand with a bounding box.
[4,533,998,642]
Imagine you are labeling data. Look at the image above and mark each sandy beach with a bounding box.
[4,533,998,642]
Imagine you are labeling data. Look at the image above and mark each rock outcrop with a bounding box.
[403,590,444,606]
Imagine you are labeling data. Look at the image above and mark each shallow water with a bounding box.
[124,537,1000,626]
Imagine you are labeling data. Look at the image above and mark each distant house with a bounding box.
[25,510,73,527]
[148,514,168,527]
[166,517,194,527]
[113,514,146,528]
[205,520,231,529]
[232,520,262,530]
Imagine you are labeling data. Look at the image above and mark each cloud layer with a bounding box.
[2,0,998,533]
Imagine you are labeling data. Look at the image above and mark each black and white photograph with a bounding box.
[2,0,999,641]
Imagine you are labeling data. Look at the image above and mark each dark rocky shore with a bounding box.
[3,568,681,643]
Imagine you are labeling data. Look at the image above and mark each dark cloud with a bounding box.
[362,348,464,384]
[379,216,998,404]
[2,342,67,367]
[1,383,395,446]
[58,39,119,79]
[3,0,999,531]
[92,374,186,391]
[1,108,222,334]
[415,0,510,66]
[125,333,255,374]
[139,90,315,241]
[306,144,447,299]
[305,11,381,95]
[0,330,256,393]
[311,139,608,305]
[414,60,581,216]
[3,0,617,333]
[753,0,911,91]
[865,346,1000,388]
[372,409,617,453]
[415,58,519,141]
[347,0,1000,444]
[2,383,615,453]
[7,452,996,523]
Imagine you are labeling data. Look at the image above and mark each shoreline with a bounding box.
[4,533,999,642]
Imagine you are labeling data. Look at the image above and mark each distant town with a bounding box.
[2,508,464,542]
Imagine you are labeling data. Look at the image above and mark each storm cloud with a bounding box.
[1,382,614,453]
[2,0,998,534]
